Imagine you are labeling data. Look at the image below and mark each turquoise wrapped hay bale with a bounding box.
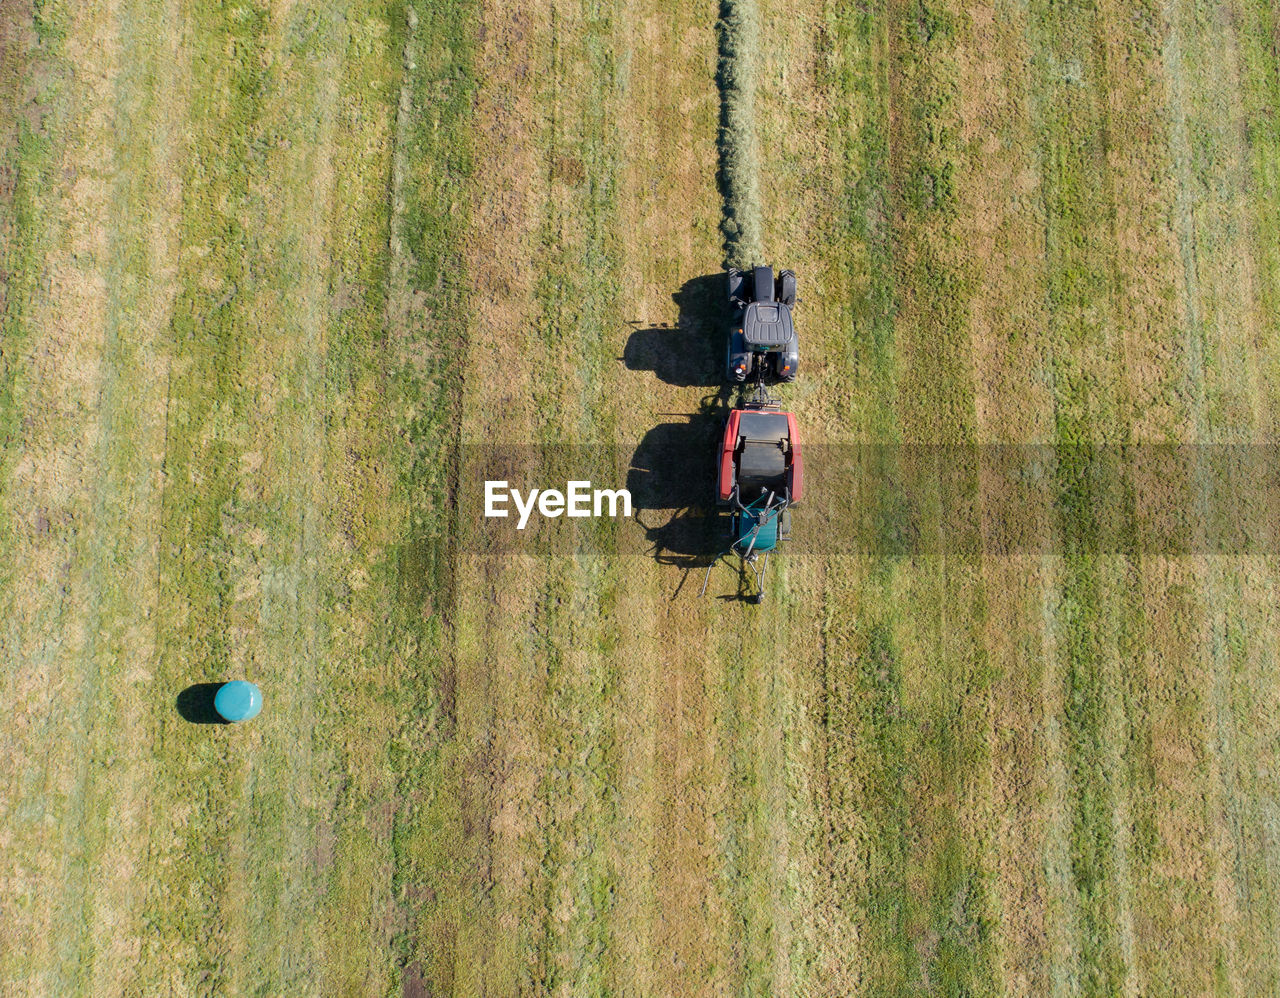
[214,680,263,723]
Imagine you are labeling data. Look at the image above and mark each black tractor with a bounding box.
[725,265,799,383]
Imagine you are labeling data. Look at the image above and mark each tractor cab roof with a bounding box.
[742,301,794,349]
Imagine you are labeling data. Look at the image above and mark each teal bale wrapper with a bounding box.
[214,680,263,723]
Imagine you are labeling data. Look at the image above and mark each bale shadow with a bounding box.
[623,274,727,387]
[176,683,229,725]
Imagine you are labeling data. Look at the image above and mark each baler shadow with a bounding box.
[176,683,229,725]
[623,274,726,388]
[627,394,734,573]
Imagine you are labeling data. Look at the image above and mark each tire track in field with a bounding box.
[958,8,1058,994]
[1185,0,1280,989]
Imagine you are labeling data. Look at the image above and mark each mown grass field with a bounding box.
[4,0,1280,995]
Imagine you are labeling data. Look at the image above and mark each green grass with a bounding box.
[9,0,1280,995]
[776,4,1003,995]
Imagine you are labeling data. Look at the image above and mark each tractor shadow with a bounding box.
[623,274,727,387]
[176,683,229,725]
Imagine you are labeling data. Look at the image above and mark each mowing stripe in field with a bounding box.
[1102,4,1205,994]
[757,4,916,992]
[710,3,850,993]
[883,19,1005,987]
[880,4,1001,994]
[611,2,727,994]
[0,0,187,991]
[1128,2,1250,991]
[756,2,1008,993]
[1237,0,1280,429]
[442,2,634,994]
[750,4,876,992]
[133,4,358,991]
[1198,0,1280,990]
[957,8,1060,995]
[139,4,292,988]
[0,0,99,990]
[381,1,478,994]
[1235,0,1280,987]
[1027,1,1141,991]
[34,2,418,993]
[516,4,629,991]
[58,1,189,992]
[443,3,555,990]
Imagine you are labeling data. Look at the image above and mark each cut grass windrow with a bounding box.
[717,0,762,267]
